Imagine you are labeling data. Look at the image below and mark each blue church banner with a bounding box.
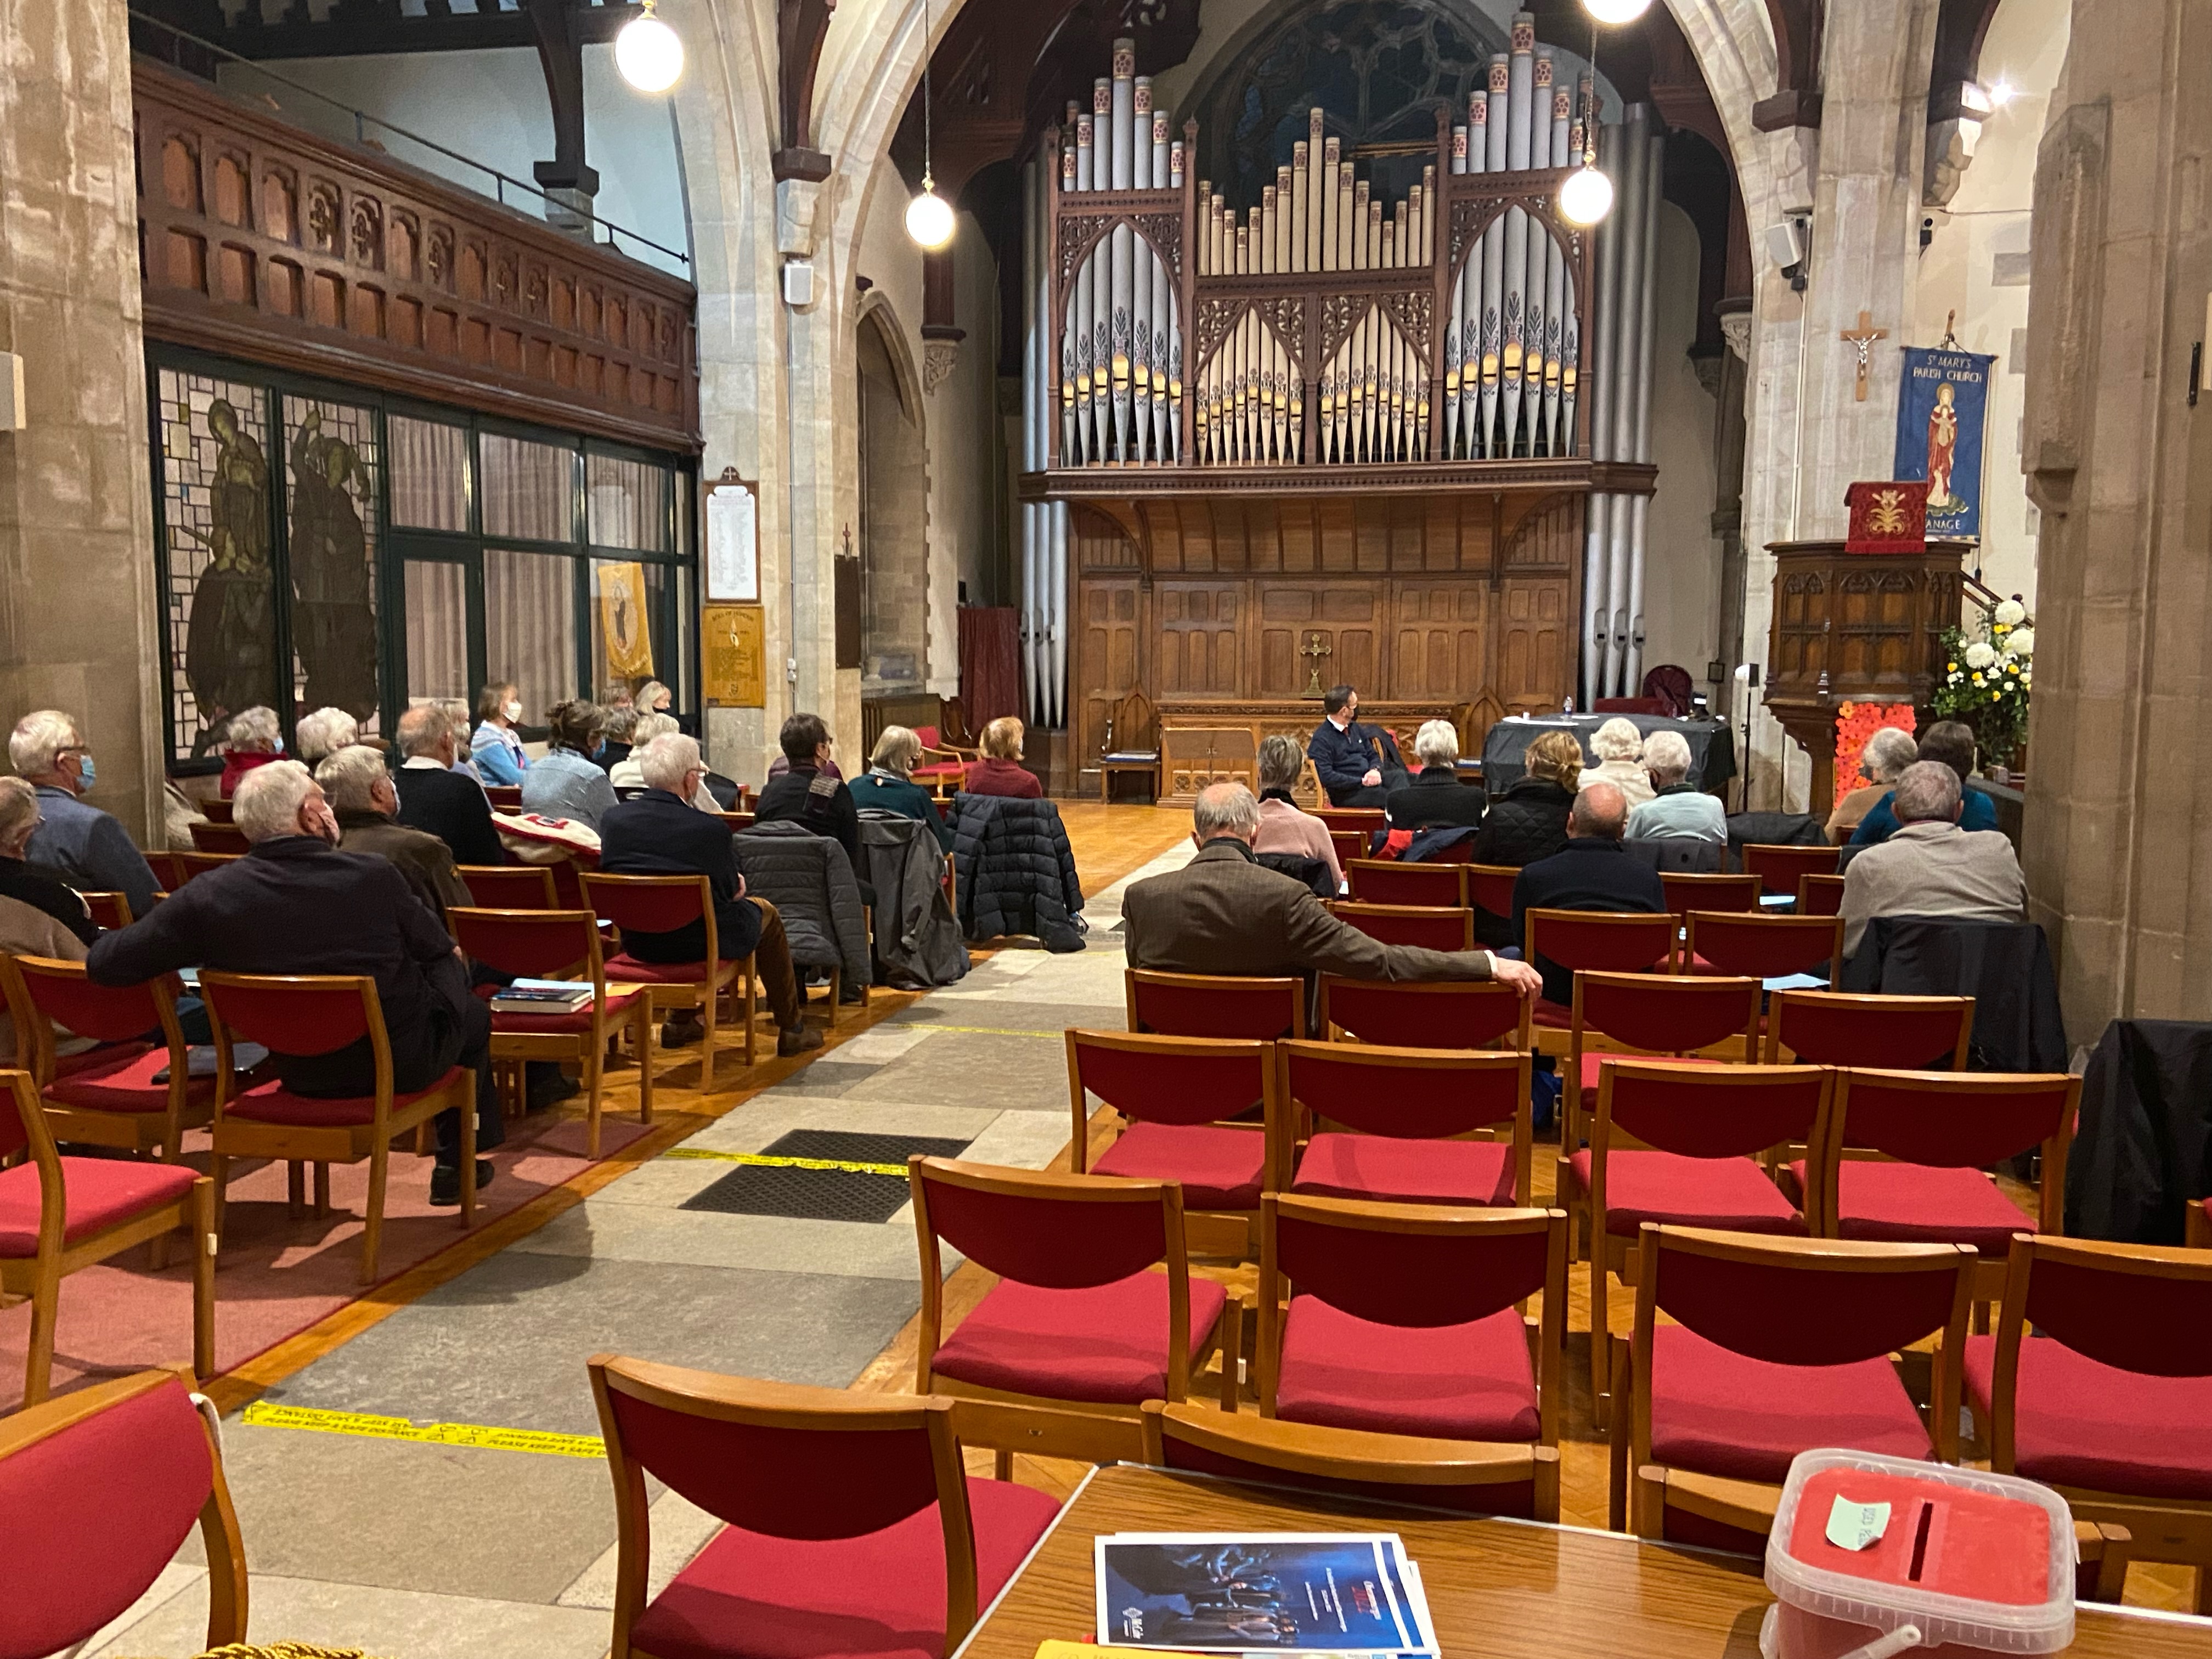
[1893,346,1997,541]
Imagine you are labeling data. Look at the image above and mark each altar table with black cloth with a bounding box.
[1480,715,1735,798]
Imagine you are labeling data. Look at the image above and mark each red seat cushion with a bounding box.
[50,1040,154,1082]
[606,955,740,985]
[1293,1133,1515,1206]
[629,1476,1063,1659]
[44,1047,207,1115]
[225,1065,467,1127]
[0,1159,198,1256]
[1091,1124,1265,1210]
[1566,1149,1806,1236]
[1831,1163,2036,1256]
[1646,1324,1931,1482]
[1963,1335,2212,1502]
[490,1006,602,1034]
[931,1270,1229,1406]
[1275,1295,1539,1441]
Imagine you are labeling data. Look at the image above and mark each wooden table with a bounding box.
[954,1464,2212,1659]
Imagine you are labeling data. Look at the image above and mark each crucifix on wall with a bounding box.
[1301,631,1334,696]
[1841,310,1889,402]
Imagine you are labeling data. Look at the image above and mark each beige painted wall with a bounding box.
[1639,202,1728,692]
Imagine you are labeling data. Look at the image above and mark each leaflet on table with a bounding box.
[1094,1533,1437,1656]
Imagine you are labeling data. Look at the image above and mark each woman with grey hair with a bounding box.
[1250,733,1341,885]
[1577,716,1656,807]
[611,713,718,813]
[1625,729,1726,843]
[1384,718,1485,834]
[850,726,953,851]
[1827,725,1919,843]
[293,706,359,766]
[219,705,284,799]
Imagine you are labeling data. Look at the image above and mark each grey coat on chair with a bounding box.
[733,819,871,990]
[857,813,969,989]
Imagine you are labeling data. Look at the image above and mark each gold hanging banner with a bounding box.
[597,561,655,681]
[702,603,766,708]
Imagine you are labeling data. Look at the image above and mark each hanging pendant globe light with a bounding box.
[1559,159,1615,225]
[616,0,684,93]
[1583,0,1652,22]
[906,174,956,249]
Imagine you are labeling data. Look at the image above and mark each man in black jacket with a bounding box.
[1306,685,1407,808]
[86,760,500,1205]
[599,733,819,1056]
[390,703,504,868]
[1510,782,1667,1005]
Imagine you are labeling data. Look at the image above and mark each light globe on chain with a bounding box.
[1583,0,1652,21]
[1559,161,1615,226]
[616,0,684,92]
[906,177,956,250]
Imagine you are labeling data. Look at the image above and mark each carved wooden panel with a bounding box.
[1078,575,1144,772]
[1155,582,1243,696]
[133,61,699,452]
[1389,580,1488,703]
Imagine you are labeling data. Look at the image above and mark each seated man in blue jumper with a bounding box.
[1305,684,1408,809]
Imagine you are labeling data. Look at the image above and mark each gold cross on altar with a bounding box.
[1841,310,1888,402]
[1301,631,1334,696]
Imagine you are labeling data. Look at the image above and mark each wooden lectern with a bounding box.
[1764,539,1971,812]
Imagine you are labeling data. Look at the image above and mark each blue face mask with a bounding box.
[74,754,97,790]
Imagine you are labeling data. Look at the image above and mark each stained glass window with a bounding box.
[282,396,385,740]
[155,368,284,759]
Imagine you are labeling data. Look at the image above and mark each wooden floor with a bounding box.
[855,799,2203,1615]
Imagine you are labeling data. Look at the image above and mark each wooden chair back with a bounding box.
[1465,863,1519,926]
[1592,1060,1832,1224]
[588,1356,989,1655]
[1525,909,1677,978]
[1137,1400,1557,1518]
[720,811,757,831]
[187,821,250,855]
[199,797,235,825]
[580,872,720,962]
[1657,872,1760,919]
[174,851,241,885]
[1815,1069,2080,1237]
[1328,828,1367,870]
[1316,807,1386,835]
[1065,1030,1279,1177]
[1740,843,1839,895]
[1346,859,1464,908]
[485,785,524,811]
[1573,970,1761,1057]
[198,972,391,1109]
[448,907,603,984]
[4,956,190,1092]
[1763,990,1974,1070]
[1797,873,1847,916]
[0,1366,246,1657]
[1277,1040,1532,1203]
[1683,912,1843,981]
[77,891,133,931]
[145,851,188,894]
[1317,976,1532,1052]
[1330,902,1474,952]
[456,865,560,909]
[1125,969,1305,1040]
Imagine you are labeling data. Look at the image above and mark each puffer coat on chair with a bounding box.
[947,794,1086,951]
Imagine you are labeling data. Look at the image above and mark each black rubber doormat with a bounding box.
[679,1129,974,1223]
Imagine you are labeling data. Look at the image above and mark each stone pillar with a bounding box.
[2020,0,2212,1030]
[0,0,165,842]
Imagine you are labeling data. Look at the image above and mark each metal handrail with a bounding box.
[127,5,691,272]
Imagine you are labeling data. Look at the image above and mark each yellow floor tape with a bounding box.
[662,1148,910,1177]
[240,1401,604,1460]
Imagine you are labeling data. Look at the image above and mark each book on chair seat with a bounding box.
[489,979,595,1013]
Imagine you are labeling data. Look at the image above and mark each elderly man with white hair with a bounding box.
[87,758,503,1205]
[390,702,503,866]
[1624,729,1725,843]
[318,743,473,922]
[1384,718,1486,835]
[597,732,819,1056]
[9,707,162,919]
[1838,759,2027,960]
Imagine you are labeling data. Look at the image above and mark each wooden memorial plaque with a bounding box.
[702,603,766,708]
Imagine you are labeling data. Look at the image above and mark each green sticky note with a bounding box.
[1825,1494,1892,1552]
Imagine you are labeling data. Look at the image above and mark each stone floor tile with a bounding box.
[87,1576,613,1659]
[682,1096,1000,1154]
[556,1487,723,1610]
[43,1562,206,1659]
[507,1200,943,1280]
[844,1032,1070,1111]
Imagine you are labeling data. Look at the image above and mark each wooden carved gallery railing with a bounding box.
[132,59,699,452]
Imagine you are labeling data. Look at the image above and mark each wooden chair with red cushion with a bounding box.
[1681,911,1843,981]
[1809,1068,2079,1310]
[2192,1198,2212,1249]
[1466,864,1519,924]
[145,851,188,895]
[187,821,250,855]
[174,851,241,885]
[1328,902,1474,951]
[0,1071,214,1406]
[1615,1224,1974,1547]
[1798,873,1847,916]
[76,891,133,930]
[484,784,523,812]
[719,810,757,832]
[1255,1194,1567,1522]
[1657,872,1760,919]
[1566,970,1762,1146]
[1559,1059,1831,1426]
[1763,989,1974,1070]
[4,956,213,1165]
[909,1156,1238,1466]
[1125,968,1305,1039]
[1317,975,1532,1053]
[199,797,235,825]
[1328,828,1366,871]
[911,724,974,800]
[588,1356,1062,1659]
[0,1366,246,1659]
[1277,1039,1532,1209]
[456,865,560,910]
[1345,859,1463,907]
[1523,909,1678,1046]
[1740,843,1838,897]
[1316,806,1386,837]
[1138,1398,1558,1517]
[198,972,478,1285]
[1969,1234,2212,1611]
[449,907,654,1160]
[1065,1029,1280,1256]
[582,871,758,1076]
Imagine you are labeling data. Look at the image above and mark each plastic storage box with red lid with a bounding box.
[1762,1449,2075,1659]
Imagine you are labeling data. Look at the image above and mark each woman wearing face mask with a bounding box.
[218,706,285,799]
[470,682,531,787]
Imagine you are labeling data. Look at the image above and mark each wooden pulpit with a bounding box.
[1764,539,1971,814]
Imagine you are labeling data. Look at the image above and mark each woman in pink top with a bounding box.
[1249,735,1342,888]
[962,716,1043,798]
